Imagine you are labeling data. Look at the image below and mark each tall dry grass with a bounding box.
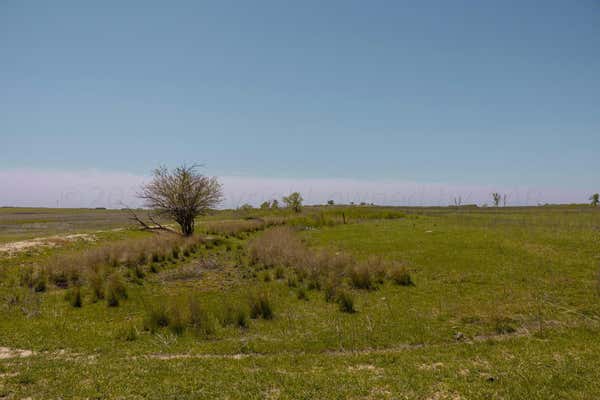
[248,227,413,293]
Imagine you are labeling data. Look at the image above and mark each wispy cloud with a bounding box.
[0,169,589,209]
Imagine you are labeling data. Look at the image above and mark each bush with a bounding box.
[248,291,273,320]
[65,286,82,308]
[106,273,127,307]
[336,290,355,313]
[389,265,414,286]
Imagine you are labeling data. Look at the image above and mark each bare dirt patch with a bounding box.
[0,233,96,256]
[0,347,35,359]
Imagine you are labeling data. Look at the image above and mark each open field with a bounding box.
[1,205,600,399]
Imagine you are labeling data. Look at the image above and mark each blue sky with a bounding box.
[1,1,599,206]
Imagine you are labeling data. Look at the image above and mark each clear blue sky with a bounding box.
[1,1,599,191]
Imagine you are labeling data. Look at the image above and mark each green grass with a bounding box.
[0,205,599,398]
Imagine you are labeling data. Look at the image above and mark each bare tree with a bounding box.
[137,164,223,236]
[492,193,501,207]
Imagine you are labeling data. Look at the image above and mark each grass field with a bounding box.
[1,205,599,399]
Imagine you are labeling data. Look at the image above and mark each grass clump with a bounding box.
[144,304,170,333]
[336,290,355,313]
[297,286,309,301]
[188,297,218,337]
[65,286,82,308]
[248,291,274,320]
[106,273,127,307]
[389,265,414,286]
[492,316,517,334]
[348,264,374,290]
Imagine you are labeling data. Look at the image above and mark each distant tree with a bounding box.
[327,200,335,206]
[271,199,279,209]
[137,164,223,236]
[492,193,501,207]
[360,202,366,206]
[239,203,253,212]
[283,192,303,213]
[590,193,600,206]
[260,201,271,209]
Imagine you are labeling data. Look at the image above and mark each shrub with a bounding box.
[171,247,180,260]
[248,291,273,320]
[389,265,414,286]
[65,286,82,308]
[262,271,272,282]
[336,290,355,313]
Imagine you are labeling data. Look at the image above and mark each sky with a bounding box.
[1,1,599,207]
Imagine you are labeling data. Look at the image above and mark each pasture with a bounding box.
[0,205,599,399]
